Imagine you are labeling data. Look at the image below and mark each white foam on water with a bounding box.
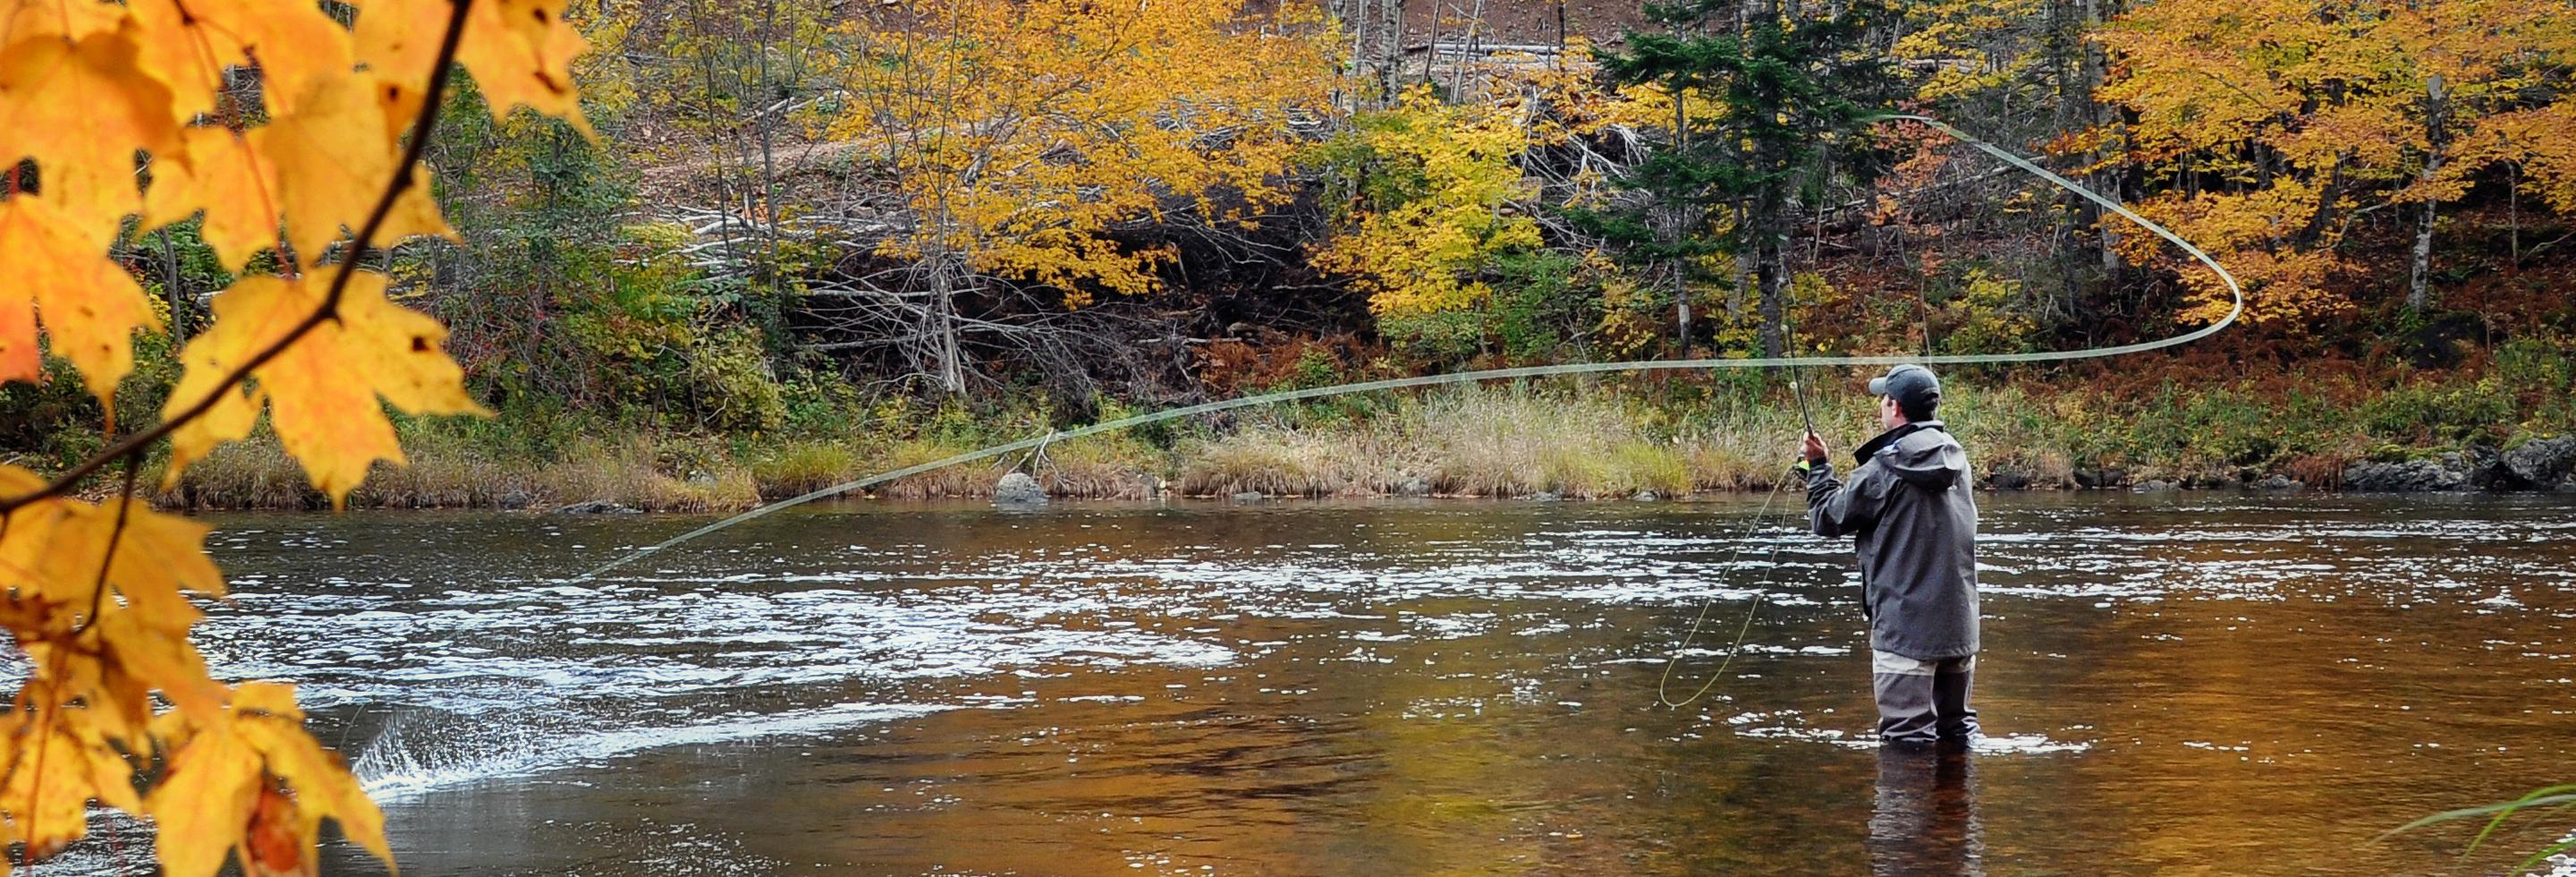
[356,701,950,799]
[1971,733,2092,754]
[1723,707,2093,754]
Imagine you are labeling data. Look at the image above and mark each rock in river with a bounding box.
[2341,458,2469,492]
[2502,435,2576,490]
[993,472,1049,507]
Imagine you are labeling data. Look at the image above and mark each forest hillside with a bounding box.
[7,0,2572,507]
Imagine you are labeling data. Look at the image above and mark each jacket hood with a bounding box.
[1857,421,1966,490]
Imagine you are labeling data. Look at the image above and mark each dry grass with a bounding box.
[864,440,988,499]
[542,437,759,511]
[164,433,760,511]
[1038,436,1161,499]
[159,440,318,509]
[1408,389,1739,498]
[1173,428,1369,497]
[747,441,863,499]
[155,377,2188,510]
[1177,386,1819,498]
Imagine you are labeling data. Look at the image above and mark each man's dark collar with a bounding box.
[1853,420,1946,465]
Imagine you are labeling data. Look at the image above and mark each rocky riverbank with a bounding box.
[1996,436,2573,495]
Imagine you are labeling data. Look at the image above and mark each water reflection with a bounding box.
[1870,745,1982,876]
[36,493,2576,874]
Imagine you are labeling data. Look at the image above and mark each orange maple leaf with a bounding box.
[147,726,262,877]
[131,0,357,120]
[162,270,486,506]
[0,24,181,245]
[237,683,394,869]
[145,128,286,273]
[252,73,403,265]
[0,195,164,408]
[357,0,593,136]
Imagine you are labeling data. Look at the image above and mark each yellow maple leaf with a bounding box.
[100,498,231,630]
[0,0,125,46]
[0,718,117,862]
[148,725,263,877]
[0,460,36,487]
[463,0,591,132]
[0,258,33,382]
[63,715,145,811]
[357,0,593,135]
[163,271,486,505]
[384,160,460,243]
[130,0,242,121]
[0,194,163,407]
[145,127,286,273]
[0,23,181,245]
[233,681,305,719]
[0,494,223,636]
[252,72,400,265]
[97,610,232,719]
[7,654,150,776]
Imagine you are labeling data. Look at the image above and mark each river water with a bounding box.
[57,493,2576,874]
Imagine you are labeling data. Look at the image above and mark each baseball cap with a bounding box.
[1867,364,1941,416]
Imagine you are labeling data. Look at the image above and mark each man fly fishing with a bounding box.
[1797,364,1982,745]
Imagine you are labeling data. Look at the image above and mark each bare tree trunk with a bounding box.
[1757,225,1786,358]
[2510,160,2521,263]
[1346,0,1372,110]
[1671,76,1693,356]
[2081,0,2123,277]
[1675,253,1693,355]
[158,227,186,345]
[1728,205,1750,319]
[1451,0,1485,99]
[1750,104,1788,357]
[2408,73,2447,311]
[1380,0,1402,99]
[686,0,747,278]
[756,0,784,285]
[1423,2,1442,89]
[1555,0,1566,68]
[930,260,966,395]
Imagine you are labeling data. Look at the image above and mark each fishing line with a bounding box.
[569,115,2244,585]
[1658,260,1826,711]
[1654,474,1791,708]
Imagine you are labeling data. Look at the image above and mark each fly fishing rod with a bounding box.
[569,114,2243,586]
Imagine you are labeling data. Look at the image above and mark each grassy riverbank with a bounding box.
[108,336,2572,511]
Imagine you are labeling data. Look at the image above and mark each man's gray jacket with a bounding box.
[1803,421,1979,660]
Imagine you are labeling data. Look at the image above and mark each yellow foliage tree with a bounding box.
[1311,88,1544,316]
[2097,0,2576,324]
[815,0,1335,392]
[0,0,587,872]
[1890,0,2053,105]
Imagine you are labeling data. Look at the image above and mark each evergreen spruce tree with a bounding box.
[1581,0,1897,356]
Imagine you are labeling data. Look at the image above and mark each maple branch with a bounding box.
[72,456,142,639]
[0,0,479,515]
